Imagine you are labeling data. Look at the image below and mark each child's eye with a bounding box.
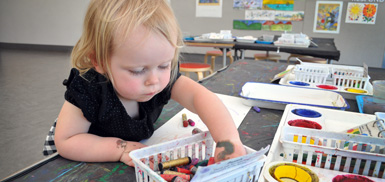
[129,68,145,75]
[159,63,171,69]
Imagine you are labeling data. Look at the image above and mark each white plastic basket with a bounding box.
[294,65,329,84]
[332,67,370,90]
[130,131,267,182]
[280,121,385,179]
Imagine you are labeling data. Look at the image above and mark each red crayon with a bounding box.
[207,157,215,166]
[182,114,188,127]
[160,174,191,182]
[170,166,193,174]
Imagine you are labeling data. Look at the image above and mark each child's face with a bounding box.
[109,26,176,102]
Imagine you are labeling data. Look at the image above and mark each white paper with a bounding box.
[141,93,250,145]
[196,0,222,18]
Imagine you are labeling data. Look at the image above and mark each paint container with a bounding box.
[285,106,325,131]
[267,162,319,182]
[288,119,322,130]
[289,81,310,86]
[332,174,374,182]
[316,84,338,90]
[291,109,322,118]
[344,87,368,94]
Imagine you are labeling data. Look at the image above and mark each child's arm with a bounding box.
[171,75,246,162]
[54,101,146,166]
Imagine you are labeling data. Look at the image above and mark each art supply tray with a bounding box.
[130,131,267,182]
[239,82,349,110]
[279,64,373,100]
[259,104,385,182]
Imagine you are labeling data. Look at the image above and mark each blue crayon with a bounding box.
[253,106,261,113]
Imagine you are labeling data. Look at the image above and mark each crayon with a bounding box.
[195,159,209,167]
[183,120,189,127]
[169,166,193,174]
[189,166,197,174]
[171,176,189,182]
[253,106,261,113]
[160,174,191,181]
[182,113,188,127]
[162,170,193,178]
[207,157,215,166]
[181,164,197,174]
[159,157,191,171]
[188,119,195,126]
[190,158,199,165]
[192,128,202,135]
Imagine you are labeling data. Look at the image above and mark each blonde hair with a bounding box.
[71,0,183,83]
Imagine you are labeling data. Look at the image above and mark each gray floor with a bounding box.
[0,46,249,180]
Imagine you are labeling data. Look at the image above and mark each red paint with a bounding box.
[332,174,374,182]
[317,84,338,90]
[241,130,249,135]
[288,119,322,130]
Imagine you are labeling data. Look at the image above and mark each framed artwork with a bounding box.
[313,1,343,34]
[345,3,378,24]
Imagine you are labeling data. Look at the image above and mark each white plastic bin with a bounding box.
[332,67,370,90]
[130,131,267,182]
[294,65,330,84]
[280,126,385,178]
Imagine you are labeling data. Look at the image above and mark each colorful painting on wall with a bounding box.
[270,21,292,31]
[233,20,262,30]
[275,11,304,21]
[246,10,304,21]
[199,0,219,5]
[233,0,262,9]
[313,1,343,34]
[245,10,275,20]
[262,0,294,11]
[345,3,378,24]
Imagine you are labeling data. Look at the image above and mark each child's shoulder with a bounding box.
[63,68,110,94]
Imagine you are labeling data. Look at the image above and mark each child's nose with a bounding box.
[145,71,159,86]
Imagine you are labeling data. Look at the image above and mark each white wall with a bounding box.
[171,0,385,68]
[0,0,384,68]
[0,0,89,46]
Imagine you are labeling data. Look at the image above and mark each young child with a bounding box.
[43,0,246,167]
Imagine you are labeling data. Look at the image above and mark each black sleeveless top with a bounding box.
[63,68,180,141]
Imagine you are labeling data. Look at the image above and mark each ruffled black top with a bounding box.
[63,68,180,141]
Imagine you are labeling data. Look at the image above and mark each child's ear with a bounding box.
[89,52,105,74]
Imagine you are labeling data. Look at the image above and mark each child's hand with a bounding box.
[118,141,147,167]
[214,140,246,163]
